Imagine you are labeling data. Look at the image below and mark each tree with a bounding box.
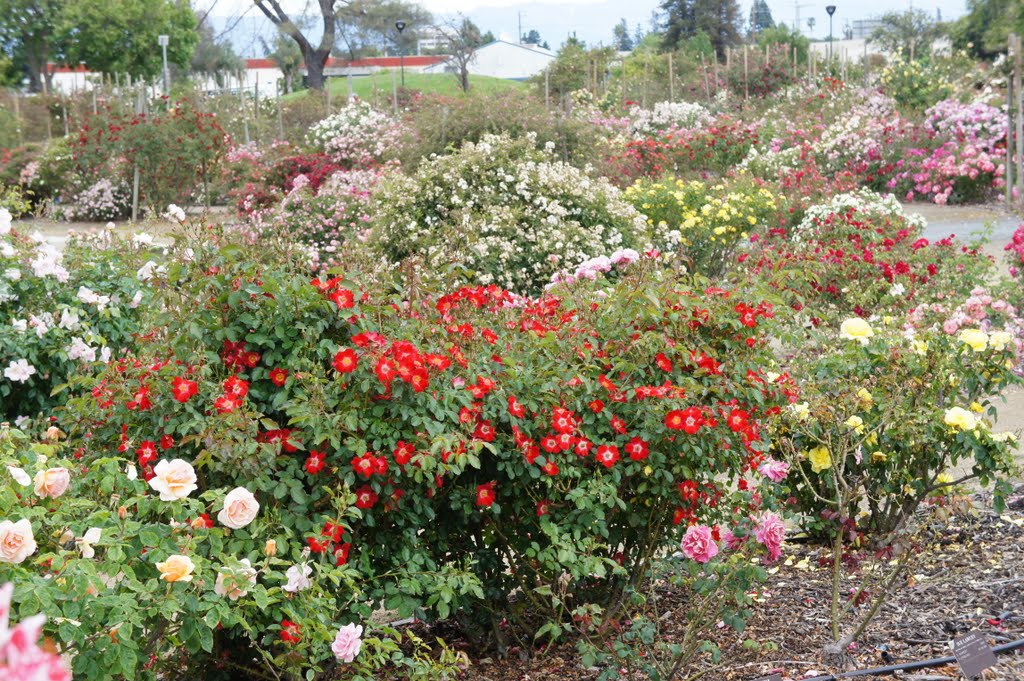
[59,0,197,79]
[613,18,635,51]
[191,13,243,86]
[0,0,66,92]
[748,0,774,35]
[950,0,1023,59]
[522,29,542,45]
[436,16,482,92]
[660,0,742,58]
[757,23,809,62]
[262,31,303,93]
[334,0,432,60]
[869,9,942,60]
[253,0,349,90]
[480,30,495,44]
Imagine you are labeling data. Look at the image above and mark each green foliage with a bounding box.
[870,9,943,60]
[757,23,810,63]
[660,0,742,57]
[950,0,1023,60]
[879,57,954,110]
[59,0,198,78]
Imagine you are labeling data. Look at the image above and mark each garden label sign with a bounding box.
[954,631,998,678]
[751,674,782,681]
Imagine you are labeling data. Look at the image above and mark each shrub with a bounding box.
[48,229,794,676]
[244,168,383,272]
[0,225,156,420]
[372,133,648,295]
[624,177,782,277]
[879,57,954,110]
[625,101,713,137]
[741,189,993,323]
[307,99,405,168]
[616,116,761,182]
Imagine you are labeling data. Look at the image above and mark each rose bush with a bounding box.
[371,132,648,295]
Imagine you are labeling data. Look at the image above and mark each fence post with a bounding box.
[668,52,675,101]
[276,91,284,141]
[391,69,398,115]
[743,45,749,99]
[131,87,143,222]
[347,74,353,101]
[1014,34,1023,204]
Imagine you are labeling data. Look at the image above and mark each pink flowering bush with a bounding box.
[306,99,405,169]
[243,168,384,273]
[0,582,70,681]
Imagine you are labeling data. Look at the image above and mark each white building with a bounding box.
[423,40,554,81]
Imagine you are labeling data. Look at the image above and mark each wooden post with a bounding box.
[370,70,378,108]
[544,68,550,108]
[391,69,398,114]
[347,74,353,101]
[863,42,869,87]
[668,52,675,101]
[131,87,143,222]
[1015,34,1023,203]
[277,92,284,141]
[91,87,97,115]
[62,98,69,136]
[743,45,749,99]
[12,91,22,145]
[254,73,260,142]
[1008,57,1015,206]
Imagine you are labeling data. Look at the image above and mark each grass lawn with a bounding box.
[283,70,528,103]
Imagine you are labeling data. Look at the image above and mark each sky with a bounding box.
[200,0,972,57]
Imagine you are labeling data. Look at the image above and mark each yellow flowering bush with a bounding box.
[624,177,782,277]
[879,57,954,111]
[774,316,1020,541]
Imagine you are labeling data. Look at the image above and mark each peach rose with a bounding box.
[33,467,71,499]
[0,519,37,564]
[148,459,198,501]
[156,554,195,582]
[217,487,259,529]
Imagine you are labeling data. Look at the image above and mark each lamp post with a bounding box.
[825,5,836,63]
[158,34,170,97]
[395,21,407,88]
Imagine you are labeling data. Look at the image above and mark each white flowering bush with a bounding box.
[306,99,405,168]
[372,133,649,294]
[0,223,156,420]
[794,189,926,240]
[627,101,713,137]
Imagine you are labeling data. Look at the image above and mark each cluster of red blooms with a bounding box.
[436,284,518,319]
[306,520,351,566]
[214,376,250,414]
[257,428,301,453]
[310,277,356,310]
[279,619,301,644]
[220,340,261,373]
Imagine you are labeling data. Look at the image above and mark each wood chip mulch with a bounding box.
[425,487,1024,681]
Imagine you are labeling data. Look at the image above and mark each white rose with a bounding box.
[148,459,198,501]
[217,487,259,529]
[214,559,257,600]
[0,519,37,564]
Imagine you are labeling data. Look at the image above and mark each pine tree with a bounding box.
[660,0,741,57]
[748,0,775,35]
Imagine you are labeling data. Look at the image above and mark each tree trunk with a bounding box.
[460,67,469,92]
[305,48,330,90]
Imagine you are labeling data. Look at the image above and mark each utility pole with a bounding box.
[158,34,169,98]
[518,12,523,43]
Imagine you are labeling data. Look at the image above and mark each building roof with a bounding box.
[479,40,554,57]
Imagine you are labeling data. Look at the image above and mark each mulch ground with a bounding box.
[428,486,1024,681]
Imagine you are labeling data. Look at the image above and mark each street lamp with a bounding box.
[158,34,170,97]
[395,21,407,88]
[825,6,836,62]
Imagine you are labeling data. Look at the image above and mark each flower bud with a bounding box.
[190,517,208,530]
[118,506,128,520]
[265,539,278,557]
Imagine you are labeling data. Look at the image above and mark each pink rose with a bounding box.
[0,519,37,564]
[719,528,744,551]
[758,459,790,482]
[754,511,786,562]
[331,623,363,663]
[0,582,71,681]
[33,467,70,499]
[218,487,260,529]
[680,524,719,563]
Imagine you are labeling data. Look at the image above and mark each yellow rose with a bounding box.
[911,339,928,356]
[844,415,865,434]
[989,331,1013,351]
[789,402,810,420]
[807,445,832,473]
[958,328,988,352]
[991,431,1018,443]
[839,318,874,343]
[943,407,976,432]
[856,388,873,405]
[156,554,195,582]
[935,471,953,485]
[870,451,887,463]
[865,431,878,446]
[969,402,984,413]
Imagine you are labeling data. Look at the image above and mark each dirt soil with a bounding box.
[427,497,1024,681]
